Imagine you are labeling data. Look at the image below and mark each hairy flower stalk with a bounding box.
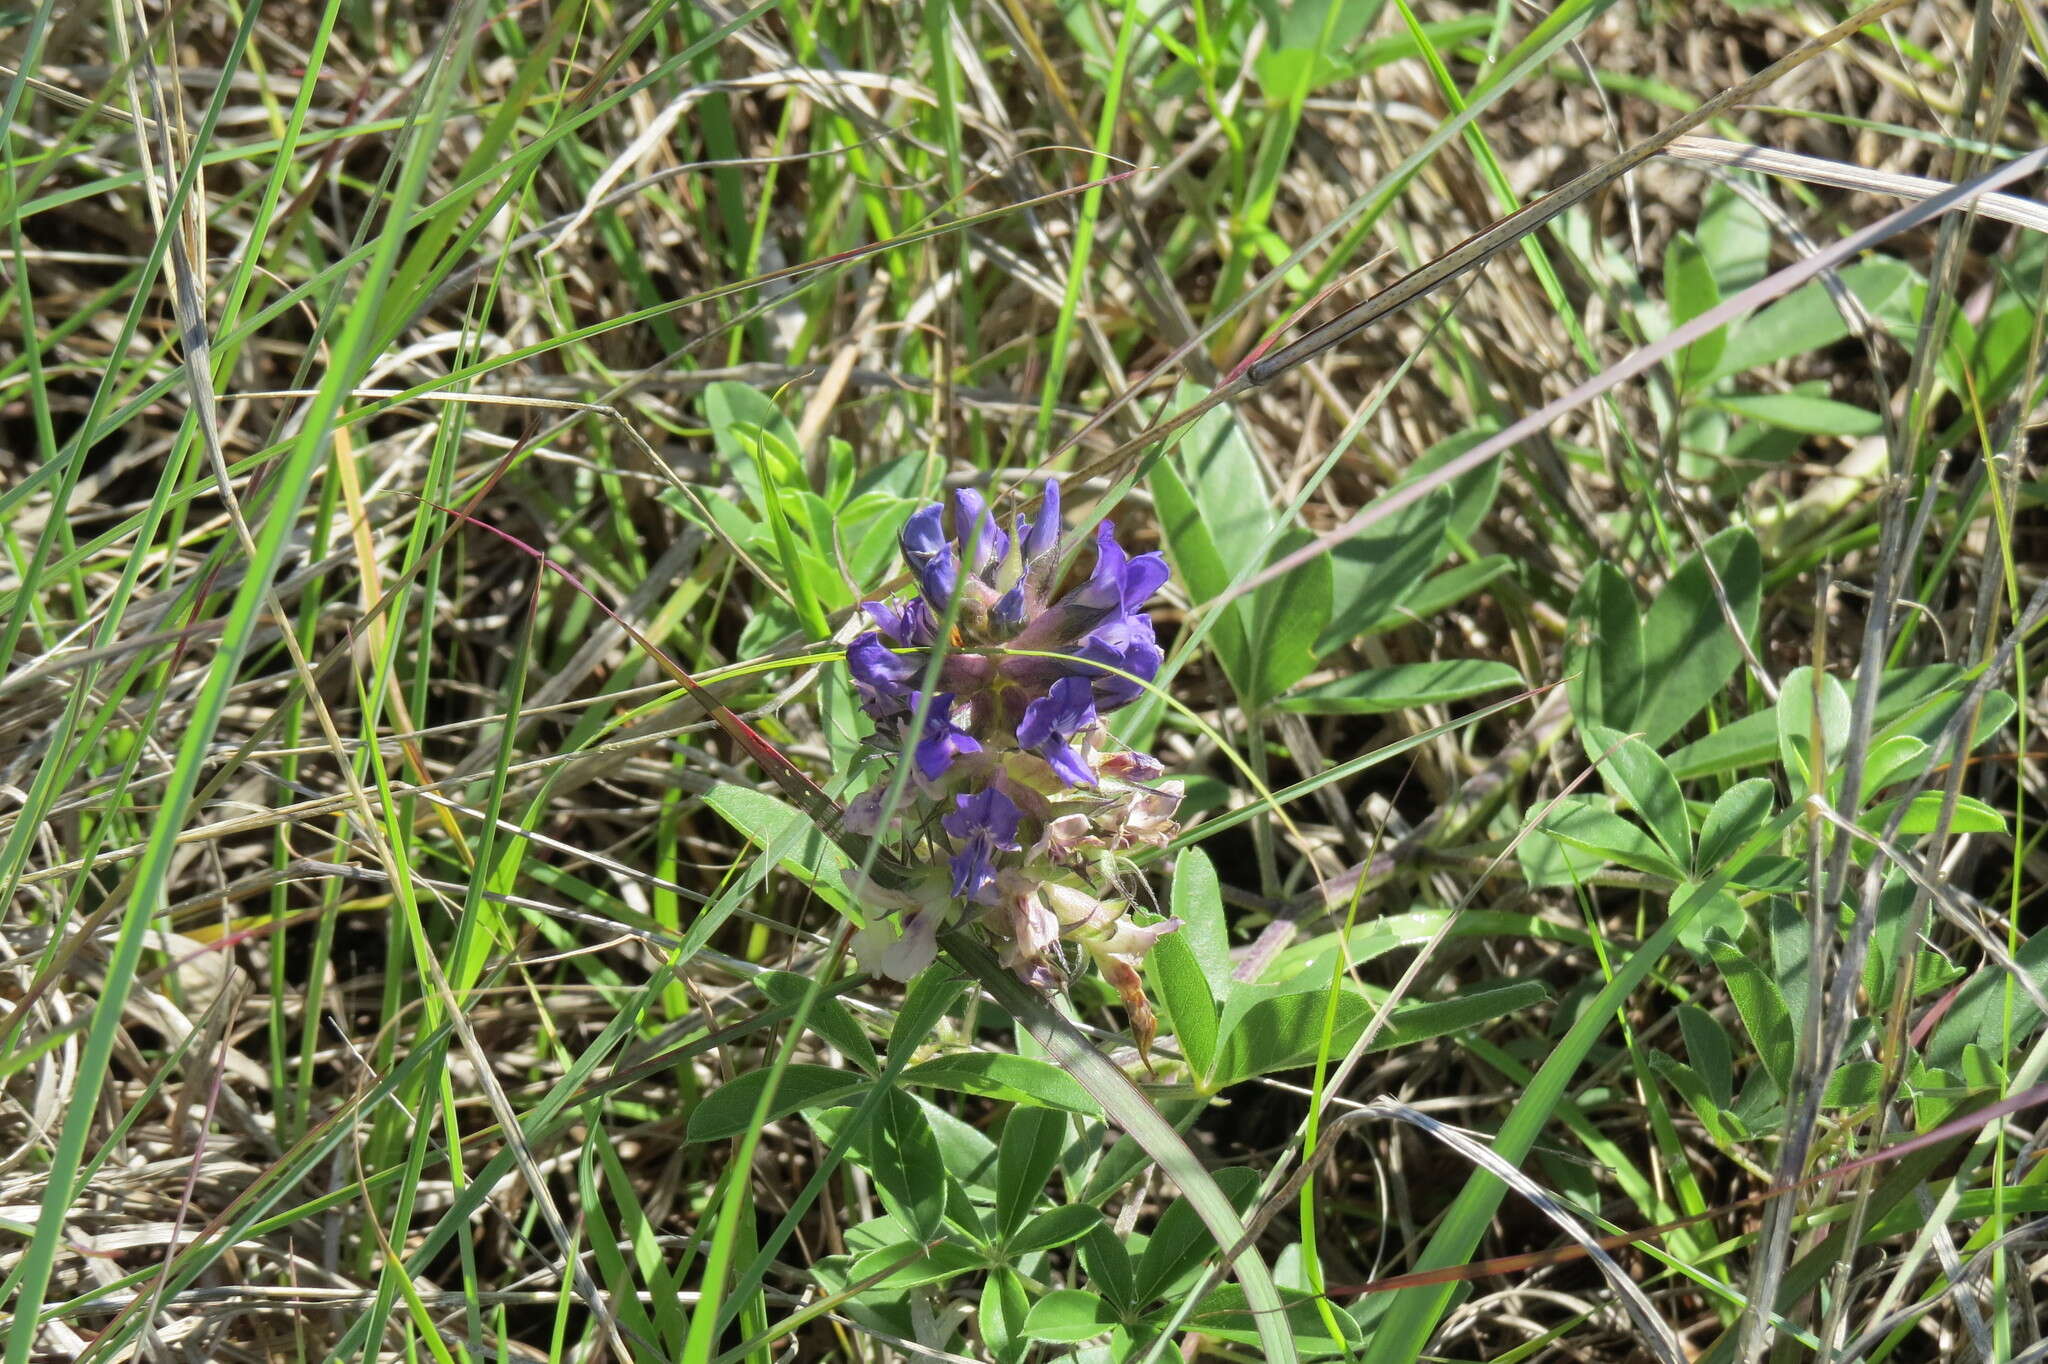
[842,480,1184,1058]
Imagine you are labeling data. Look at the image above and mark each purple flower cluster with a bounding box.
[840,480,1183,1054]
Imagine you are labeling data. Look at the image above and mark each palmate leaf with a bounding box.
[945,932,1301,1363]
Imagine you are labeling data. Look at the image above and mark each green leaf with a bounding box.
[1249,0,1390,93]
[1008,1204,1105,1256]
[704,784,852,902]
[891,972,964,1056]
[1668,666,2009,781]
[1152,455,1255,690]
[1022,1289,1121,1343]
[1823,1060,1883,1108]
[1858,734,1930,800]
[1564,562,1643,731]
[1153,423,1333,707]
[1635,527,1761,746]
[1706,934,1795,1095]
[1270,909,1595,982]
[1378,982,1550,1048]
[1703,257,1920,383]
[1246,530,1334,706]
[1213,981,1547,1086]
[943,933,1299,1362]
[995,1106,1069,1241]
[902,1054,1103,1116]
[1212,986,1360,1086]
[1081,1223,1139,1314]
[1581,725,1691,866]
[1864,792,2008,836]
[1193,1283,1366,1356]
[1179,385,1277,571]
[1678,1003,1736,1109]
[757,971,876,1074]
[1520,795,1684,885]
[1076,1097,1204,1206]
[1279,659,1522,714]
[1728,855,1804,893]
[1132,1167,1262,1304]
[702,382,803,507]
[848,1239,984,1290]
[1697,180,1773,292]
[1362,555,1514,634]
[1171,846,1231,986]
[1155,848,1227,1082]
[1777,666,1852,794]
[1695,778,1774,877]
[1665,232,1725,389]
[869,1088,947,1242]
[1665,709,1780,781]
[1406,424,1504,546]
[1149,929,1218,1084]
[1713,389,1884,436]
[1648,1051,1733,1145]
[1357,806,1806,1364]
[1317,490,1453,651]
[980,1268,1031,1364]
[686,1065,869,1143]
[1767,896,1812,1043]
[1674,886,1745,957]
[921,1102,999,1197]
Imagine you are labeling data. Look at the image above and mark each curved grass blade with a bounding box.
[1358,802,1806,1364]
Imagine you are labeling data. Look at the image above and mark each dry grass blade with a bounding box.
[1364,1098,1687,1364]
[1665,134,2048,234]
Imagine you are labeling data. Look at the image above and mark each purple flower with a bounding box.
[1066,522,1131,614]
[950,488,1009,575]
[899,506,959,609]
[847,632,918,717]
[910,692,980,782]
[1016,479,1061,565]
[942,787,1023,902]
[1074,610,1163,710]
[1013,522,1170,696]
[1017,676,1100,788]
[865,596,937,647]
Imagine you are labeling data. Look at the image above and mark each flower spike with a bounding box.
[837,476,1181,1058]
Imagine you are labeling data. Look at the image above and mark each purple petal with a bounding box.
[900,504,948,560]
[847,632,918,716]
[1098,748,1165,782]
[942,790,1022,903]
[864,596,937,646]
[949,836,999,902]
[900,505,958,608]
[1117,551,1170,612]
[1038,737,1095,788]
[1076,613,1162,711]
[942,787,1023,846]
[1023,521,1141,645]
[1018,479,1061,561]
[1017,676,1098,748]
[949,488,1008,575]
[1018,677,1101,788]
[1069,522,1129,611]
[911,692,981,781]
